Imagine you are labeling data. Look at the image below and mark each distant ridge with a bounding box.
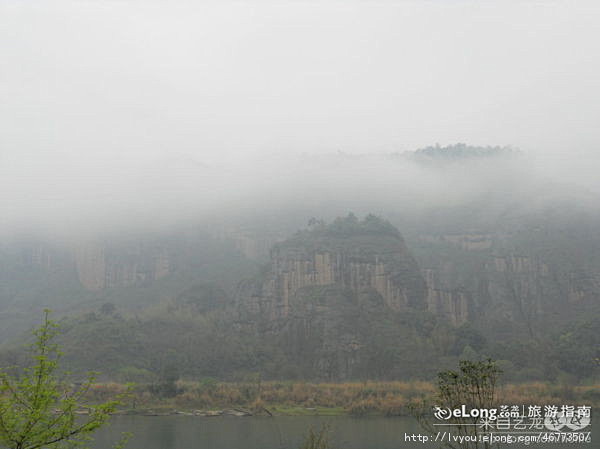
[409,143,518,160]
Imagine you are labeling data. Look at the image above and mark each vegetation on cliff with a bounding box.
[1,212,598,385]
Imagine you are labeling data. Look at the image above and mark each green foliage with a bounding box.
[197,377,218,394]
[174,282,230,313]
[554,316,600,380]
[437,359,501,410]
[452,323,486,355]
[0,310,125,449]
[149,357,180,399]
[412,359,502,449]
[116,367,154,384]
[412,143,516,161]
[326,213,400,238]
[299,424,332,449]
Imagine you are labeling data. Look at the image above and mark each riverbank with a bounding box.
[84,380,599,417]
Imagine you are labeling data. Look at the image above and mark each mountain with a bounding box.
[234,214,431,379]
[1,145,599,383]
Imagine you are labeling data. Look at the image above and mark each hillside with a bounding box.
[1,212,597,384]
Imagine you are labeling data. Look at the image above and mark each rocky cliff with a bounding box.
[234,215,432,379]
[237,214,427,320]
[74,242,171,291]
[409,223,600,340]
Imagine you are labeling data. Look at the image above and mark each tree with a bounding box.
[0,310,128,449]
[99,303,116,317]
[411,359,502,449]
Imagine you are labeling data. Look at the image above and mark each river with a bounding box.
[91,415,595,449]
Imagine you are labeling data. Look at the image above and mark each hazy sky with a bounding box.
[1,1,599,233]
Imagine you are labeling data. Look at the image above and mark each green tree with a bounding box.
[0,310,128,449]
[411,359,502,449]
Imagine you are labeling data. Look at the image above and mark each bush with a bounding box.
[299,424,332,449]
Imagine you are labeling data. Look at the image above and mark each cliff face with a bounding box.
[238,216,427,321]
[0,230,257,322]
[235,216,430,379]
[236,217,598,343]
[410,226,600,339]
[73,243,171,291]
[478,251,600,338]
[244,251,423,321]
[72,226,279,291]
[423,268,469,326]
[74,244,106,291]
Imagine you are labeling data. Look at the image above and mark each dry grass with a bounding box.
[86,380,600,415]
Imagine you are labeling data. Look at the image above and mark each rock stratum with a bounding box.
[237,215,426,321]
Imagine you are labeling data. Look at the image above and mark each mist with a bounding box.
[2,2,600,423]
[1,0,600,238]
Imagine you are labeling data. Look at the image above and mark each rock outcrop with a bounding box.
[410,227,600,339]
[237,215,427,321]
[423,268,469,326]
[74,243,171,291]
[234,215,430,379]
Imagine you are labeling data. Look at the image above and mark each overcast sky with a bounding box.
[1,1,599,234]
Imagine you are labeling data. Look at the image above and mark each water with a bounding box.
[91,415,421,449]
[91,415,595,449]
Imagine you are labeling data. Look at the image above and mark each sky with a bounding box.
[1,0,599,234]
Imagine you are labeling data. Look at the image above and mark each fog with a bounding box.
[1,1,600,237]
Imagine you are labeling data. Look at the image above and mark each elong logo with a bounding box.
[434,406,498,420]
